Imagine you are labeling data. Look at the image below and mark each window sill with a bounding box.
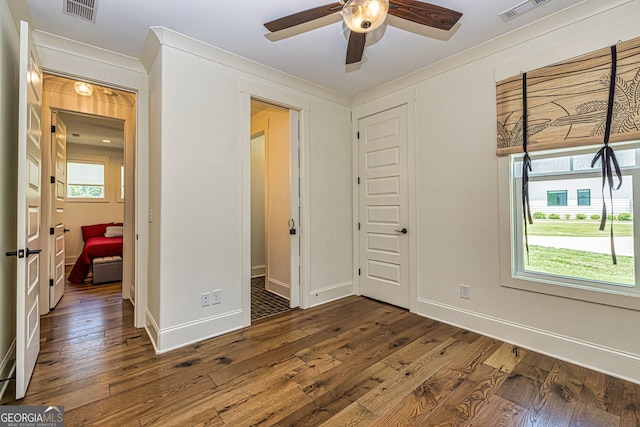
[502,273,640,312]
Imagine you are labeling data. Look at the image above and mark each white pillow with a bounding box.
[104,225,123,238]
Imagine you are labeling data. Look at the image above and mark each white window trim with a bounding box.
[66,157,108,203]
[498,144,640,312]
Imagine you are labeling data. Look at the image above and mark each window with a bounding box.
[509,145,639,301]
[547,190,567,206]
[577,189,591,206]
[67,161,105,199]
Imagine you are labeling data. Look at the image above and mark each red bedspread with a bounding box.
[68,236,123,284]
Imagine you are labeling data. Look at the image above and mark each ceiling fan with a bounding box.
[264,0,463,65]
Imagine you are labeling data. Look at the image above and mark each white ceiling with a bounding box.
[25,0,586,97]
[58,111,124,150]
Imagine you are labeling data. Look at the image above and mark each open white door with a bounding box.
[50,112,66,309]
[13,20,43,399]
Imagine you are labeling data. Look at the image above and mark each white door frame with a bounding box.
[31,46,149,329]
[240,80,310,326]
[352,88,418,313]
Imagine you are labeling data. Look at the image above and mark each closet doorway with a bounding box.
[250,99,299,321]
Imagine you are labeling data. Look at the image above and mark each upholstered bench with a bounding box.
[92,256,123,284]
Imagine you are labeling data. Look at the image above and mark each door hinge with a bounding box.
[136,234,139,240]
[358,222,360,230]
[357,131,360,139]
[357,177,360,184]
[49,227,54,235]
[358,268,361,276]
[49,279,54,287]
[51,125,56,133]
[50,176,55,184]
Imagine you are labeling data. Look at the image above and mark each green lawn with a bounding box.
[527,220,633,237]
[526,245,634,285]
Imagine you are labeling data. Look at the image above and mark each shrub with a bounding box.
[590,214,601,220]
[548,213,560,219]
[576,213,587,219]
[607,214,617,221]
[618,212,632,221]
[565,214,571,220]
[533,212,547,219]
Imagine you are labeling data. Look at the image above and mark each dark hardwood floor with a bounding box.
[2,280,639,426]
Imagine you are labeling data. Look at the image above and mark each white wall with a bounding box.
[64,143,125,264]
[0,0,19,400]
[308,101,354,305]
[354,0,640,383]
[142,28,353,351]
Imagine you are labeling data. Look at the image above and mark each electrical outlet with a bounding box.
[201,292,210,307]
[460,284,470,300]
[211,289,221,305]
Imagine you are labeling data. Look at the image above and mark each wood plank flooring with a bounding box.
[2,281,640,426]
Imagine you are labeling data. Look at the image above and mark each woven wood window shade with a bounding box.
[496,37,640,156]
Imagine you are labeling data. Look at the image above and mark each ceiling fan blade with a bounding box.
[346,31,366,65]
[388,0,462,31]
[264,2,343,32]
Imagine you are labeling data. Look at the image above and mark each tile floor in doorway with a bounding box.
[251,276,293,321]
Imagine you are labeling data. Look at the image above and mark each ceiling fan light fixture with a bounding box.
[74,81,93,96]
[342,0,389,33]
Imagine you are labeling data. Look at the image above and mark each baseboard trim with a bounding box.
[0,339,16,401]
[154,310,244,354]
[416,297,640,385]
[309,281,354,307]
[251,265,265,278]
[144,310,160,353]
[267,278,290,300]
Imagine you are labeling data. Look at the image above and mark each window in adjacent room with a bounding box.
[67,160,105,199]
[511,145,638,294]
[547,190,567,206]
[577,189,591,206]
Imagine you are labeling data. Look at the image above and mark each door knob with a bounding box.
[26,248,42,257]
[395,228,408,234]
[6,249,25,258]
[64,228,70,233]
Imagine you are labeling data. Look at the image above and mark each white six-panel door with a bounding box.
[15,20,43,399]
[50,112,67,309]
[358,104,410,308]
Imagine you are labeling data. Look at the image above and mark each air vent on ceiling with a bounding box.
[63,0,98,23]
[499,0,551,22]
